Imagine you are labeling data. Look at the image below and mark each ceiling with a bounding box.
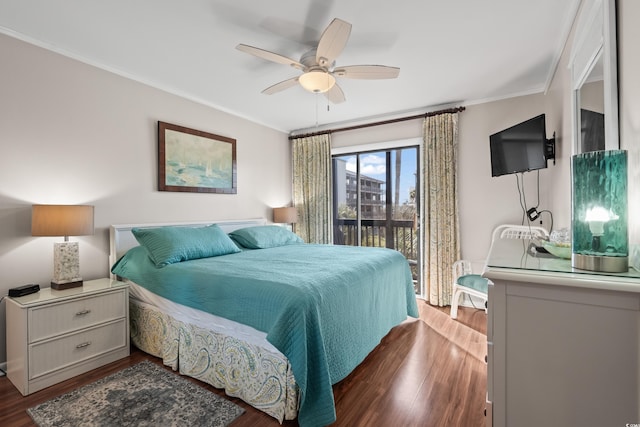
[0,0,581,133]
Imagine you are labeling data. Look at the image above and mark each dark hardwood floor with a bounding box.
[0,301,487,427]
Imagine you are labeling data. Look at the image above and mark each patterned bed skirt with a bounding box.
[129,299,299,423]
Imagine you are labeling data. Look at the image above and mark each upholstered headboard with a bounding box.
[109,218,267,278]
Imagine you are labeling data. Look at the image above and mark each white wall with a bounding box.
[543,21,573,233]
[459,95,555,261]
[0,34,291,362]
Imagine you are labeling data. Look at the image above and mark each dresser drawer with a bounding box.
[29,290,126,342]
[28,318,127,380]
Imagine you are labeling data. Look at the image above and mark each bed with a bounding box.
[109,218,419,427]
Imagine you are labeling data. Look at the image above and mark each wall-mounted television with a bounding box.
[490,114,550,177]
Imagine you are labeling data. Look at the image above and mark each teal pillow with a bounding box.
[132,224,240,267]
[229,225,303,249]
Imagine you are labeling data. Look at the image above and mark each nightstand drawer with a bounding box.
[29,318,127,380]
[29,290,126,342]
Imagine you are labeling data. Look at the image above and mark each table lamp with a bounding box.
[273,207,297,230]
[32,204,95,289]
[572,150,628,273]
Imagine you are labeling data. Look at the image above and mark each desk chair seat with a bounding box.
[451,260,489,319]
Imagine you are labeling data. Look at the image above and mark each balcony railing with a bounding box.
[334,219,419,291]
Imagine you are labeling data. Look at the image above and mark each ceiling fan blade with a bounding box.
[334,65,400,79]
[316,18,352,67]
[236,44,305,71]
[262,77,300,95]
[325,83,346,104]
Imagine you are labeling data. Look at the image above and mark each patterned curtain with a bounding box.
[422,113,460,306]
[291,134,333,244]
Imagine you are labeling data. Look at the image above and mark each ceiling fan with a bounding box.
[236,18,400,103]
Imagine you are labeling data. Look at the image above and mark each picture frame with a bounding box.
[158,121,237,194]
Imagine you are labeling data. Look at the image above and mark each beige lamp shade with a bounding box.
[32,205,95,238]
[273,207,298,224]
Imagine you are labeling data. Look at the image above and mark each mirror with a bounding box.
[571,0,619,154]
[578,54,605,152]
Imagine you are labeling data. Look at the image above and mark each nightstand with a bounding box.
[6,278,130,395]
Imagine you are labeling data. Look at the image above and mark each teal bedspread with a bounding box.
[112,244,418,427]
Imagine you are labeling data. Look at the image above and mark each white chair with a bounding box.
[450,260,488,319]
[450,224,549,319]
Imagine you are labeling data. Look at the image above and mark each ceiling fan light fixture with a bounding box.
[299,70,336,93]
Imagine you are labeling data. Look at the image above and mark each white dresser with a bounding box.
[6,278,130,395]
[483,239,640,427]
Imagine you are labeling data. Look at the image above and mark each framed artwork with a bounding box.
[158,121,237,194]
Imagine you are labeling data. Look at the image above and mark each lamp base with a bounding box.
[53,241,82,285]
[51,279,83,290]
[572,253,628,273]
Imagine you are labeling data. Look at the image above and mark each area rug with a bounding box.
[27,361,245,427]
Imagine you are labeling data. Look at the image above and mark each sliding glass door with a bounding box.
[332,147,420,294]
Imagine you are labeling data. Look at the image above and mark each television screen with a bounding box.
[490,114,548,177]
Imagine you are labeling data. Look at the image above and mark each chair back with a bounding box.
[452,260,473,279]
[491,224,549,242]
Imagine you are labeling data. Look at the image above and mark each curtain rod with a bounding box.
[288,106,465,140]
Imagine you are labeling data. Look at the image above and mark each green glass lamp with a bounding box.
[572,150,628,273]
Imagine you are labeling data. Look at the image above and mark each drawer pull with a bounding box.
[75,309,91,316]
[75,341,92,349]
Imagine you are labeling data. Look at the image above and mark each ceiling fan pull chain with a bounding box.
[315,93,319,127]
